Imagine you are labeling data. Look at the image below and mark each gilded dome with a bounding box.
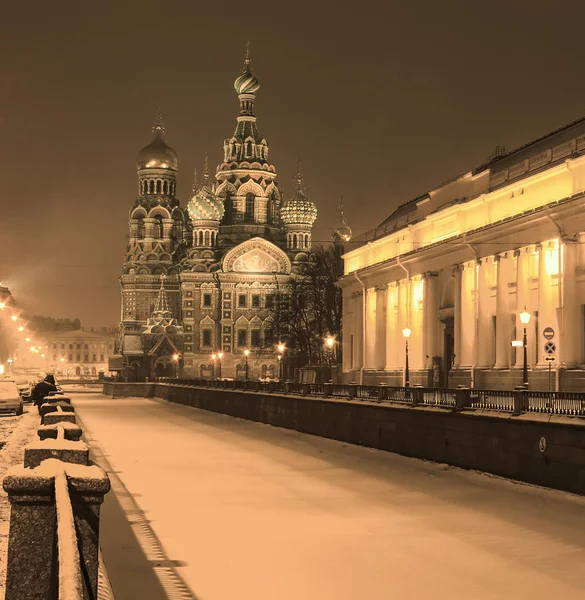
[333,202,352,243]
[187,186,225,222]
[137,132,178,171]
[281,162,317,226]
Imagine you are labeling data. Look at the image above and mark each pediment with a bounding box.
[222,238,291,274]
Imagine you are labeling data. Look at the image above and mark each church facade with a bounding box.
[340,115,585,391]
[117,48,317,381]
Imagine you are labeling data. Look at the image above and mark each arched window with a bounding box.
[223,195,234,225]
[163,181,168,195]
[198,231,203,246]
[156,180,161,194]
[292,233,297,249]
[245,193,255,222]
[204,231,210,247]
[149,180,154,194]
[153,215,163,239]
[137,216,145,238]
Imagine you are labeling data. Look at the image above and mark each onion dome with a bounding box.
[234,41,260,94]
[136,112,178,171]
[187,158,225,222]
[333,199,352,243]
[280,161,318,226]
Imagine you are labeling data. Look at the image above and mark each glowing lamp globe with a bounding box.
[402,328,411,339]
[519,307,531,325]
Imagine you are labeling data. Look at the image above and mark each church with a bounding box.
[117,47,318,381]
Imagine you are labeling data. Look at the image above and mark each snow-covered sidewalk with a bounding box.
[0,407,41,599]
[75,392,585,600]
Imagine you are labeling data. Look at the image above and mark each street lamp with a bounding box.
[244,349,250,380]
[211,353,217,379]
[402,327,411,387]
[172,353,180,378]
[325,335,335,365]
[277,343,286,380]
[10,315,17,322]
[519,306,531,388]
[217,351,223,379]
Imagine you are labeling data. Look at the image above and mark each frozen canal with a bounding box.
[73,392,585,600]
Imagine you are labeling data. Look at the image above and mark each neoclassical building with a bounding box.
[339,115,585,391]
[118,48,317,380]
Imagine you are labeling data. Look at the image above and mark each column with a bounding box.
[385,284,399,369]
[424,272,439,368]
[342,290,353,373]
[460,262,477,366]
[364,288,377,369]
[494,254,511,368]
[537,242,558,366]
[561,238,580,366]
[354,292,364,370]
[477,258,493,368]
[375,286,387,370]
[453,265,462,368]
[398,280,409,374]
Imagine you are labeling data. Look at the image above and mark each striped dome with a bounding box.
[187,187,225,222]
[234,71,260,94]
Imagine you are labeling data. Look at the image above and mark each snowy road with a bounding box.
[73,392,585,600]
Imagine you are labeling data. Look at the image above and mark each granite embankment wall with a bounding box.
[103,382,585,495]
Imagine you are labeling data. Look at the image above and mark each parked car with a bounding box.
[0,381,23,415]
[14,377,32,403]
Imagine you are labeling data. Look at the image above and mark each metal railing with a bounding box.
[154,378,585,417]
[526,391,585,416]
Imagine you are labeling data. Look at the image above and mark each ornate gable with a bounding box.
[222,237,291,274]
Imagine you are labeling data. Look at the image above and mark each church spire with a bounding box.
[243,39,252,73]
[203,153,210,187]
[333,196,352,244]
[153,275,171,315]
[152,108,165,137]
[191,167,199,195]
[295,158,306,195]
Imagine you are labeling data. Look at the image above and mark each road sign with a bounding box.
[544,356,556,362]
[543,327,555,340]
[544,341,556,355]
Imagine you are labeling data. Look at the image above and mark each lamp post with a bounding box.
[211,353,217,379]
[244,349,250,381]
[402,327,411,387]
[172,353,180,378]
[217,351,223,379]
[277,343,285,381]
[325,335,335,364]
[519,306,531,388]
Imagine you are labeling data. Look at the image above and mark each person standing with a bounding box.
[32,374,57,414]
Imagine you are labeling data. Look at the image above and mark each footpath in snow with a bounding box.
[74,392,585,600]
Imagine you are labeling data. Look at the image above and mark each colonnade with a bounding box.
[344,236,584,377]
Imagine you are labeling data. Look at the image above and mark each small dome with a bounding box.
[332,202,352,243]
[137,132,178,171]
[234,71,260,95]
[281,190,317,226]
[281,162,317,227]
[187,186,225,222]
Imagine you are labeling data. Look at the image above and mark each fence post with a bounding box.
[513,390,527,415]
[377,386,387,402]
[348,384,357,400]
[3,461,110,600]
[455,388,470,410]
[411,387,423,406]
[323,383,332,398]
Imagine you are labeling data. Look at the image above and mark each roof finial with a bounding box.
[153,107,165,136]
[192,167,199,195]
[243,40,252,73]
[339,195,345,217]
[203,153,210,187]
[295,158,306,194]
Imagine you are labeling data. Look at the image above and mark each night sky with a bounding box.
[1,1,584,327]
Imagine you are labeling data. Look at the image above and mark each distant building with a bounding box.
[41,329,116,378]
[339,114,585,390]
[117,46,317,381]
